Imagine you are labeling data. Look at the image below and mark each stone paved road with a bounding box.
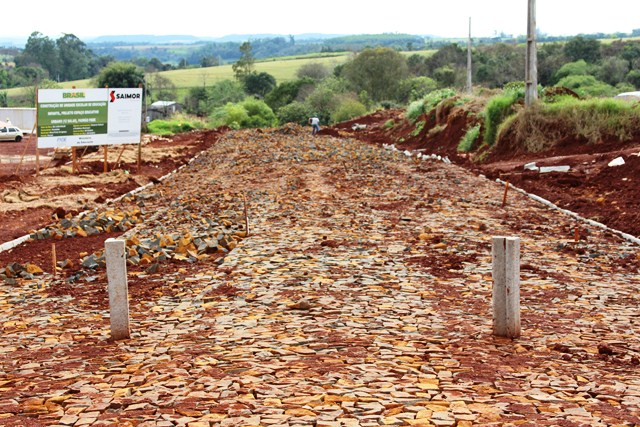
[1,128,639,426]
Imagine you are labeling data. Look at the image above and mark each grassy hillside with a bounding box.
[4,50,435,105]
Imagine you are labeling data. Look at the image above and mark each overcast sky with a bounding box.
[1,0,638,41]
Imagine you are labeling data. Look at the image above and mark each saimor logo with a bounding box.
[110,90,141,102]
[63,92,86,99]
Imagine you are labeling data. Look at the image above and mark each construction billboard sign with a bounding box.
[37,88,142,148]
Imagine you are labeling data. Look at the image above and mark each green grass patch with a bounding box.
[457,124,481,152]
[483,88,524,146]
[411,120,426,136]
[147,114,206,136]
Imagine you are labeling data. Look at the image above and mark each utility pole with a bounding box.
[466,17,473,94]
[525,0,538,106]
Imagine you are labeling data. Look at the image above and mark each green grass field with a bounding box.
[3,49,435,105]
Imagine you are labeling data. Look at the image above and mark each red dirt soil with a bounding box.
[2,105,640,278]
[0,127,229,278]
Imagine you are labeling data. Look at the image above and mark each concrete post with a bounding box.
[105,238,130,340]
[492,236,521,338]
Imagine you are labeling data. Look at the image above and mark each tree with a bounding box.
[474,43,525,88]
[201,56,220,68]
[184,86,210,117]
[296,62,330,80]
[16,32,60,79]
[146,73,177,101]
[0,91,7,108]
[12,66,48,87]
[537,42,567,86]
[232,42,255,81]
[243,71,276,97]
[625,70,640,89]
[57,33,94,81]
[24,79,60,106]
[397,76,438,103]
[554,60,593,81]
[597,57,629,86]
[564,36,601,63]
[95,62,145,88]
[407,54,428,76]
[146,57,172,72]
[265,77,315,112]
[342,47,408,102]
[208,79,246,108]
[89,55,115,76]
[621,42,640,69]
[425,44,466,75]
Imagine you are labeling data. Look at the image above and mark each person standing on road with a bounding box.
[309,116,320,136]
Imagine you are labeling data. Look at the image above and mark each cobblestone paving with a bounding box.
[1,128,639,426]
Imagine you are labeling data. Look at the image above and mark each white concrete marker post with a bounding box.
[105,238,130,340]
[492,236,521,338]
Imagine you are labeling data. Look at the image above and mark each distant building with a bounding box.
[147,101,183,121]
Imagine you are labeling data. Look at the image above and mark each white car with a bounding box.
[0,126,23,142]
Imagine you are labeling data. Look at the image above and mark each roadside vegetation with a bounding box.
[1,30,640,159]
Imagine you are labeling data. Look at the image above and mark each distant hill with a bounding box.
[87,33,346,45]
[88,34,210,44]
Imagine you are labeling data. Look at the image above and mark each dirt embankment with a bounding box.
[323,102,640,238]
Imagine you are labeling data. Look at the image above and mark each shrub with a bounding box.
[555,75,616,98]
[277,101,314,125]
[423,88,457,111]
[405,99,425,122]
[332,99,368,123]
[209,103,249,129]
[457,124,481,152]
[554,60,594,81]
[384,119,395,129]
[296,62,330,80]
[241,98,278,128]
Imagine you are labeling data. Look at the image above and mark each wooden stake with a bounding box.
[106,238,130,340]
[72,147,77,174]
[51,243,57,278]
[137,142,142,173]
[103,146,108,173]
[501,181,510,208]
[34,88,40,175]
[113,145,127,169]
[492,236,521,338]
[14,132,31,175]
[574,226,581,243]
[242,192,250,237]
